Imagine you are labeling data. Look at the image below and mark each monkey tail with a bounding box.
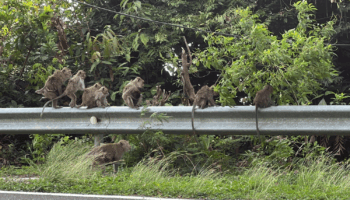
[40,93,65,118]
[192,103,196,135]
[256,105,262,143]
[191,103,199,144]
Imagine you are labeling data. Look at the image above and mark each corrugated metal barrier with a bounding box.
[1,105,349,136]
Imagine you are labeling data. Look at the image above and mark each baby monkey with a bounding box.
[95,86,109,108]
[191,85,218,136]
[35,67,72,108]
[41,70,86,117]
[77,83,108,108]
[122,77,144,109]
[253,84,275,142]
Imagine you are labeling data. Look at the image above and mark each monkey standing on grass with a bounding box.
[191,85,218,137]
[40,70,86,117]
[87,140,131,167]
[253,84,275,142]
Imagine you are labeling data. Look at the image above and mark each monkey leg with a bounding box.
[125,96,135,108]
[53,99,61,108]
[136,94,143,107]
[44,91,62,108]
[103,98,109,107]
[96,100,103,108]
[76,103,84,108]
[67,93,77,108]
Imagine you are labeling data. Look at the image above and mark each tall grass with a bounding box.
[15,143,350,199]
[33,140,97,182]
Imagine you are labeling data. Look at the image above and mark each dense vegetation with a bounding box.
[1,0,350,199]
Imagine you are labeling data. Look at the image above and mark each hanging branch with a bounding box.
[181,36,195,105]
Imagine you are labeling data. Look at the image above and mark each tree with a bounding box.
[196,2,337,106]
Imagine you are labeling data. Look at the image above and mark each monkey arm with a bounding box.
[57,86,63,95]
[208,98,216,107]
[136,94,143,107]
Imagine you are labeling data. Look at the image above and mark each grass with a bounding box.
[1,142,350,199]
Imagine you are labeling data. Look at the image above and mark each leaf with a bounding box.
[125,53,131,62]
[90,60,101,72]
[110,91,118,101]
[120,0,129,8]
[140,33,149,46]
[325,91,334,96]
[102,61,112,65]
[132,34,139,50]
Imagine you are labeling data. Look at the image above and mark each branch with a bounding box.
[19,47,32,77]
[183,36,192,66]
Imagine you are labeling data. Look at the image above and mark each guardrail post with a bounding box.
[94,134,104,146]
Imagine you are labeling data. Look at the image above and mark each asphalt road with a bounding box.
[0,191,195,200]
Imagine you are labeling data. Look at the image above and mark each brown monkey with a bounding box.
[253,85,275,142]
[87,140,131,166]
[95,86,109,108]
[122,77,144,109]
[76,83,102,108]
[41,70,86,117]
[35,67,72,108]
[191,85,218,136]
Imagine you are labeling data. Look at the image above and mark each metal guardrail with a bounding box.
[1,105,350,136]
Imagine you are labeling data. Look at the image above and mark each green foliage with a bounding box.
[25,134,67,164]
[326,91,350,105]
[196,2,337,106]
[2,152,350,199]
[33,138,96,182]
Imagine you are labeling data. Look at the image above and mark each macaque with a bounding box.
[122,77,144,109]
[95,86,109,108]
[253,84,275,142]
[77,83,103,108]
[191,85,218,136]
[35,67,72,108]
[87,140,131,167]
[41,70,86,117]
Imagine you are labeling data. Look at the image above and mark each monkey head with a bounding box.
[61,67,72,80]
[133,77,144,90]
[98,86,109,97]
[118,140,131,152]
[93,82,102,89]
[263,85,274,94]
[75,70,86,79]
[135,77,144,86]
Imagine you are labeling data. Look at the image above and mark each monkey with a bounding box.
[95,86,109,108]
[191,85,219,137]
[41,70,86,117]
[253,84,275,142]
[87,140,131,167]
[76,83,103,108]
[122,77,144,109]
[35,67,72,108]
